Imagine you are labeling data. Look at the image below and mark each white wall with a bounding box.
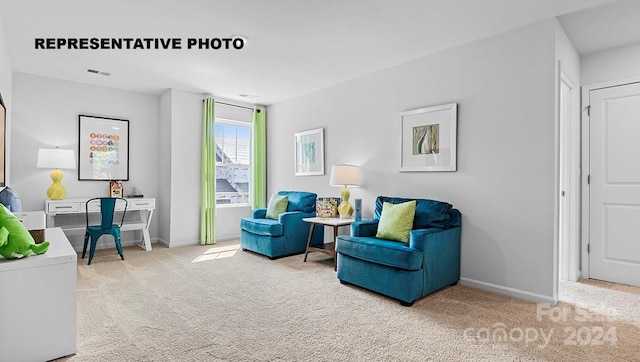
[10,72,160,248]
[8,77,254,250]
[581,41,640,85]
[158,89,252,247]
[158,90,172,245]
[268,20,558,302]
[161,88,202,247]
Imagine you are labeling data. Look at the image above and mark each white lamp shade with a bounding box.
[329,164,361,187]
[36,148,77,169]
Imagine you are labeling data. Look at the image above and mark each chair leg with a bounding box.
[82,231,90,259]
[114,235,124,260]
[88,235,98,265]
[399,300,414,307]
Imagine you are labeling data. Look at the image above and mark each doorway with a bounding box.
[582,80,640,287]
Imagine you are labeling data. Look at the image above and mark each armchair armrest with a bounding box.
[252,208,267,219]
[351,220,379,237]
[410,226,462,294]
[409,228,448,251]
[279,211,316,243]
[278,211,314,224]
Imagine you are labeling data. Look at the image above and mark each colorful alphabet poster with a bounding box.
[78,115,129,180]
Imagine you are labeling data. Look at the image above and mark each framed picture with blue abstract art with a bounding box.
[400,103,457,172]
[78,115,130,181]
[294,127,324,176]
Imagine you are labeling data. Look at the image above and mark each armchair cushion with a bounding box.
[266,194,288,220]
[0,186,21,212]
[351,220,379,237]
[375,196,454,229]
[278,191,316,212]
[375,200,416,242]
[240,218,284,237]
[337,236,423,270]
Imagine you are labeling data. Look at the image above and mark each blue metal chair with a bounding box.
[82,197,128,265]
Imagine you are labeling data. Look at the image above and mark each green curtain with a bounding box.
[200,98,216,245]
[252,107,267,208]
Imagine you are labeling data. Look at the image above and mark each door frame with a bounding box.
[581,76,640,279]
[555,61,580,301]
[558,67,579,282]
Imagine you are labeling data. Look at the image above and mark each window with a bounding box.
[215,120,251,205]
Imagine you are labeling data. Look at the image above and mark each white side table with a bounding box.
[14,210,46,243]
[303,217,354,270]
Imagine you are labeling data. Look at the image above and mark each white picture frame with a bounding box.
[294,128,325,176]
[400,103,457,172]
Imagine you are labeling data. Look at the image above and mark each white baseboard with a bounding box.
[70,237,154,253]
[216,235,240,242]
[155,236,239,248]
[460,277,557,305]
[166,239,200,248]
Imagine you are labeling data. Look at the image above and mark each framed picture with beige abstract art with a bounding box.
[400,103,457,172]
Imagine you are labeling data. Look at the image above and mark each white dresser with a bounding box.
[0,227,77,362]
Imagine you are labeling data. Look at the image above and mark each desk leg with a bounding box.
[303,223,315,262]
[332,225,339,271]
[141,209,154,251]
[46,214,56,228]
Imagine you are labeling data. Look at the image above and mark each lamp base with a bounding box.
[47,169,67,200]
[337,187,353,218]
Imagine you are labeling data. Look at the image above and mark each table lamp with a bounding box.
[329,164,361,218]
[36,148,76,200]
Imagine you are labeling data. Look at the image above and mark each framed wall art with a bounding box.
[78,115,130,181]
[400,103,457,172]
[294,128,324,176]
[0,94,5,187]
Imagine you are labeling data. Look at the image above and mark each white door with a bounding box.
[589,82,640,287]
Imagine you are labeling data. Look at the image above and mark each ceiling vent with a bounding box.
[87,69,110,76]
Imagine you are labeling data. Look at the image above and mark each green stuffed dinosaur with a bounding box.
[0,204,49,259]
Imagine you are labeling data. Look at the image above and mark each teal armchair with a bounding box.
[336,196,461,306]
[240,191,324,259]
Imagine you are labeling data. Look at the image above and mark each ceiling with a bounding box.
[0,0,638,105]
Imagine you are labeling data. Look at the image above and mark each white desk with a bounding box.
[45,197,156,251]
[0,227,77,362]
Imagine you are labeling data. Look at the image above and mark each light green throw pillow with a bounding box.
[265,194,289,220]
[375,200,416,242]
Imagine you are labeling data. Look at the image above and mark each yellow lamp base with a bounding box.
[337,187,353,218]
[46,169,67,200]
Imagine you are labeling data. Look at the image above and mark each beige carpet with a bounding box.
[58,241,640,361]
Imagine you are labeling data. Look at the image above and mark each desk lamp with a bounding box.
[329,164,361,218]
[37,148,76,200]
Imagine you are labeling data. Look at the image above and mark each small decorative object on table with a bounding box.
[329,164,361,218]
[354,198,362,221]
[127,187,144,198]
[109,180,123,197]
[316,197,339,218]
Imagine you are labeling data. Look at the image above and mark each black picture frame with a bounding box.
[0,94,5,187]
[78,114,130,181]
